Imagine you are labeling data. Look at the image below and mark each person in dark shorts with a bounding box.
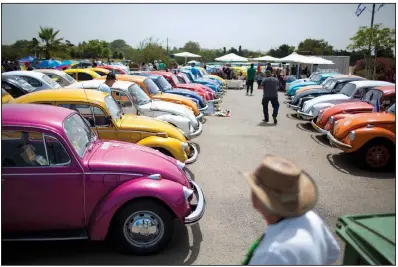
[246,63,256,96]
[260,70,280,124]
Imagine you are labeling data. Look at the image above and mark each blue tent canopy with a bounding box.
[36,59,62,69]
[19,56,35,63]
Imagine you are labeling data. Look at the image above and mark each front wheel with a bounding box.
[111,200,174,255]
[357,140,394,171]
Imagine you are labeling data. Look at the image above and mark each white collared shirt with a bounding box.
[249,211,341,265]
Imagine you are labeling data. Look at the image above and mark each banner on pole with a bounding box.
[355,4,366,16]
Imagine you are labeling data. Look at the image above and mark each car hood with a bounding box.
[152,92,198,115]
[117,114,187,142]
[303,94,350,112]
[319,102,373,125]
[169,89,204,104]
[88,140,188,186]
[150,100,197,123]
[333,112,395,139]
[292,81,318,89]
[292,89,330,104]
[297,85,322,93]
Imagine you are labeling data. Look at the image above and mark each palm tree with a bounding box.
[28,38,42,58]
[38,27,63,59]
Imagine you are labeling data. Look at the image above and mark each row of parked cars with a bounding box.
[284,72,395,171]
[1,65,227,255]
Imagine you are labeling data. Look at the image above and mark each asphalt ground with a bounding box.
[2,84,395,265]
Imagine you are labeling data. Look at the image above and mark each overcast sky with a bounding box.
[2,3,396,52]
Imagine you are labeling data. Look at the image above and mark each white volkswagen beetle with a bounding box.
[297,80,395,121]
[66,80,203,139]
[2,71,62,91]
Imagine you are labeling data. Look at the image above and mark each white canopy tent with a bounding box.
[306,56,335,65]
[252,55,280,62]
[215,53,248,62]
[173,52,202,64]
[187,60,201,64]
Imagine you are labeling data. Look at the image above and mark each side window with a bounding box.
[77,73,93,81]
[353,88,366,98]
[334,83,345,91]
[2,131,49,167]
[58,103,109,127]
[111,69,121,74]
[20,76,42,87]
[66,72,75,79]
[44,135,71,165]
[177,76,185,83]
[46,74,63,85]
[2,82,25,98]
[381,95,395,108]
[112,90,133,108]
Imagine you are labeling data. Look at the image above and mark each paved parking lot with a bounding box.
[3,85,395,265]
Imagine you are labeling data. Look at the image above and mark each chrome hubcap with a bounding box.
[123,211,164,247]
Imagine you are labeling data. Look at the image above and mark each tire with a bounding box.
[111,200,174,255]
[356,139,395,171]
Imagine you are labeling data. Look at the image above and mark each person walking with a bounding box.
[97,72,117,95]
[256,71,264,89]
[246,64,256,96]
[191,62,200,79]
[242,154,341,265]
[158,60,166,70]
[257,63,261,73]
[266,63,273,73]
[260,70,280,124]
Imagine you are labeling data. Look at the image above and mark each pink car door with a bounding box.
[1,128,85,233]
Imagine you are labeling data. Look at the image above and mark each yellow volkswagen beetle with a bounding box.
[64,69,101,81]
[1,89,14,104]
[96,74,204,121]
[87,67,110,76]
[12,89,198,164]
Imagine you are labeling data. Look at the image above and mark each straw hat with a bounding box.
[245,154,318,217]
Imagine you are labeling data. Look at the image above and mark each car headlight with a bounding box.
[329,116,334,124]
[348,131,355,141]
[176,160,185,170]
[182,186,194,204]
[182,142,189,151]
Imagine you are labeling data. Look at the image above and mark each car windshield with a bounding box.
[144,78,160,95]
[13,77,36,92]
[128,84,151,105]
[184,72,195,82]
[64,73,77,84]
[339,83,357,97]
[387,103,395,114]
[309,73,317,81]
[171,74,180,85]
[157,76,173,91]
[64,113,93,158]
[313,74,323,83]
[104,95,122,121]
[323,79,337,90]
[42,74,62,88]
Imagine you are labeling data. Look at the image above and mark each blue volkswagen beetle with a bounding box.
[285,72,340,96]
[178,68,222,93]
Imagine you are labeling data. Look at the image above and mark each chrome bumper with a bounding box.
[288,104,300,110]
[199,104,209,112]
[184,180,206,224]
[297,110,315,120]
[326,132,352,150]
[196,113,204,121]
[208,98,221,104]
[310,120,328,134]
[189,122,203,139]
[184,142,199,164]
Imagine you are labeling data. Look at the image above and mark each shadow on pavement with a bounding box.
[296,122,317,133]
[310,134,331,147]
[185,167,196,181]
[2,222,203,265]
[326,153,395,179]
[285,113,301,121]
[191,142,201,154]
[257,122,276,127]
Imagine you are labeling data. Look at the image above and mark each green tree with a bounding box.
[112,50,118,59]
[268,44,295,58]
[118,52,124,59]
[348,24,395,78]
[297,39,333,55]
[183,41,201,54]
[38,27,64,58]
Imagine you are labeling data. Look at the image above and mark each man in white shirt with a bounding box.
[242,154,341,265]
[97,72,117,95]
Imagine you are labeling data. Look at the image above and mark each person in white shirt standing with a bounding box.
[242,154,341,265]
[97,72,117,95]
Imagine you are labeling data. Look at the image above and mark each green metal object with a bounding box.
[336,213,395,265]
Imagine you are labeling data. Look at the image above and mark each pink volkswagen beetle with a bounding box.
[1,104,205,255]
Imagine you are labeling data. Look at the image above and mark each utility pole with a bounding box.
[167,37,169,55]
[367,3,376,78]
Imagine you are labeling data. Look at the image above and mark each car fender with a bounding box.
[88,177,187,240]
[155,114,191,136]
[333,113,353,121]
[350,127,396,151]
[313,103,335,115]
[137,136,187,162]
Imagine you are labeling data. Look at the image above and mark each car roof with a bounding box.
[34,69,68,77]
[373,85,396,95]
[150,71,173,77]
[332,76,366,82]
[65,69,100,76]
[14,88,108,104]
[2,70,45,80]
[70,80,137,91]
[2,103,74,132]
[350,80,395,87]
[87,67,110,73]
